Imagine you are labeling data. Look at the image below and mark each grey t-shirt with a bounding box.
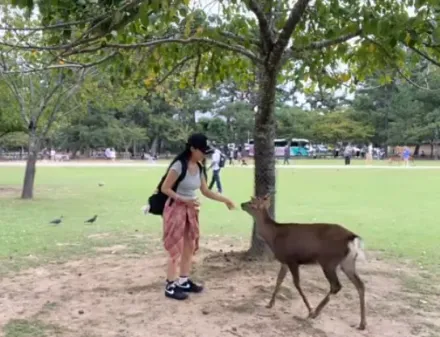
[170,161,201,200]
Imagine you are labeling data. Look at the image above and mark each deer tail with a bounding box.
[347,236,366,262]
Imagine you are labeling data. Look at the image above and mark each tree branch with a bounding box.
[271,0,311,62]
[0,17,101,32]
[36,73,65,128]
[405,44,440,68]
[219,31,260,47]
[0,37,262,64]
[92,38,262,64]
[0,0,142,34]
[245,0,274,50]
[293,30,362,51]
[281,30,362,63]
[157,55,194,86]
[394,66,440,92]
[0,72,28,125]
[0,52,118,74]
[41,70,87,137]
[366,37,440,92]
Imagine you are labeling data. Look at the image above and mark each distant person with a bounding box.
[283,143,291,165]
[403,146,411,167]
[344,144,353,165]
[360,146,366,159]
[237,146,242,162]
[50,148,56,161]
[110,148,116,162]
[238,146,248,166]
[208,144,224,193]
[228,148,234,165]
[365,144,373,165]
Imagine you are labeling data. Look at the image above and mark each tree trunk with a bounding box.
[414,144,420,156]
[150,136,159,155]
[124,146,129,160]
[430,143,434,159]
[71,147,79,159]
[21,133,39,199]
[247,67,277,258]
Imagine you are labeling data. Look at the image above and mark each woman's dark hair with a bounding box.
[169,144,207,179]
[172,144,192,163]
[200,158,208,180]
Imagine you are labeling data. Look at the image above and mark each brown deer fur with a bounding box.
[241,195,367,330]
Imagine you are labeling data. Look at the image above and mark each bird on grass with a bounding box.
[49,216,63,225]
[85,215,98,224]
[98,183,104,187]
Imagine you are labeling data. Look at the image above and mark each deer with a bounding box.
[241,195,367,330]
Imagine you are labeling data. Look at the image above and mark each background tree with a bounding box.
[275,107,317,140]
[0,66,88,199]
[3,0,440,255]
[351,63,440,156]
[312,110,374,144]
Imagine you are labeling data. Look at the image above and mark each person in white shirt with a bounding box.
[343,144,353,165]
[50,149,56,161]
[208,145,223,193]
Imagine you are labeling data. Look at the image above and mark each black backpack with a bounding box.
[219,154,226,168]
[147,159,203,216]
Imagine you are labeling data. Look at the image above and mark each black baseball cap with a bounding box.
[187,133,213,154]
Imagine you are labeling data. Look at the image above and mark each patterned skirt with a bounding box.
[163,198,200,262]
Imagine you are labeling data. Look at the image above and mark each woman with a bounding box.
[161,133,236,301]
[402,146,411,167]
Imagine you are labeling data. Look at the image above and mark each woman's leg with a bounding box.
[180,229,195,276]
[166,257,179,282]
[163,206,189,301]
[164,255,189,300]
[176,226,203,293]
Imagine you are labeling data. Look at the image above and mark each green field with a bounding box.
[1,164,439,273]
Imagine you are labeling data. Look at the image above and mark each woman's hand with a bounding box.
[184,198,200,209]
[224,199,236,210]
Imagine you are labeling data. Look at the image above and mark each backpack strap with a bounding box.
[158,159,203,194]
[172,159,188,191]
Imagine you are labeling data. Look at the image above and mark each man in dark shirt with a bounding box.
[283,143,291,165]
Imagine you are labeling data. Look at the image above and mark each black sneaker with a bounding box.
[176,279,204,293]
[165,282,188,300]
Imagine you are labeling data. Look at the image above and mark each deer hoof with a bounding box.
[266,302,274,309]
[357,323,366,331]
[307,311,318,319]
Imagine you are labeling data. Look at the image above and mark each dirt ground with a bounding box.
[1,238,439,337]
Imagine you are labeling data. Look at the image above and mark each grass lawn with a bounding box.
[2,163,440,337]
[0,164,439,273]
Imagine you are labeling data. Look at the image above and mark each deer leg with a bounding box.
[340,256,367,330]
[289,263,313,315]
[266,264,288,308]
[309,265,341,319]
